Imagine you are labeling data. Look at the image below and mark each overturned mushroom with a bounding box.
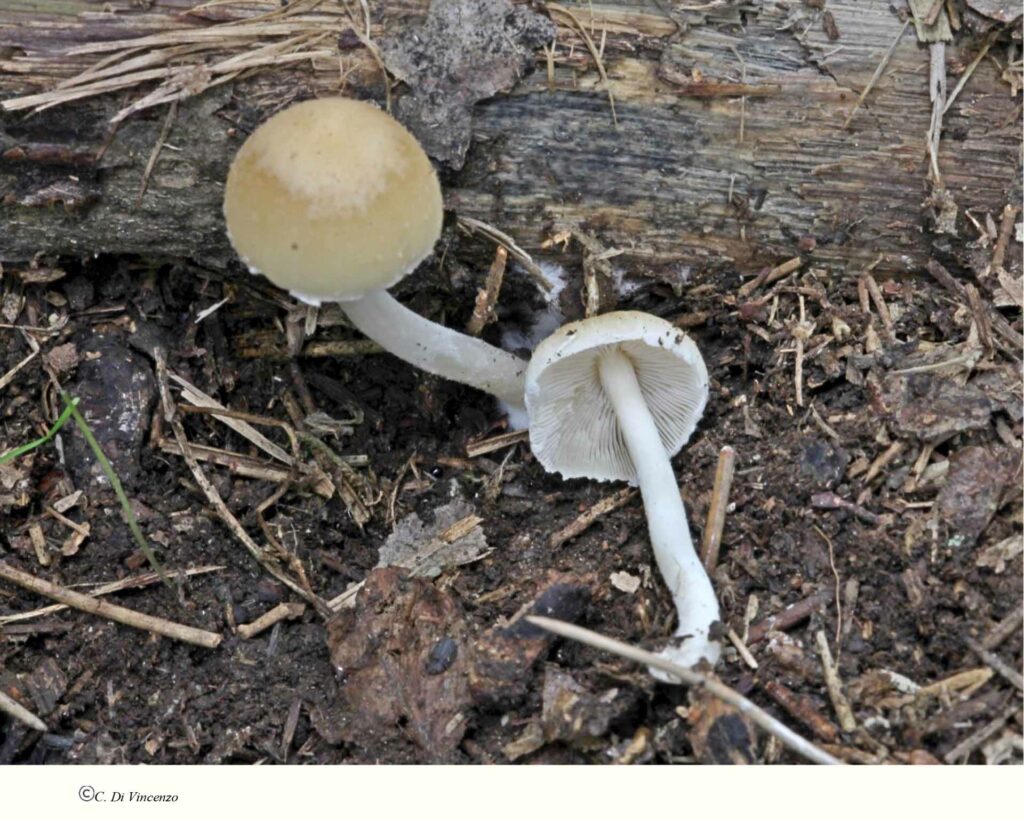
[525,311,720,677]
[224,97,527,410]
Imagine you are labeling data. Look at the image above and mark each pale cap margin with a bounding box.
[524,311,709,483]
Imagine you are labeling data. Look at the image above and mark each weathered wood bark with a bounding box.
[1,1,1020,284]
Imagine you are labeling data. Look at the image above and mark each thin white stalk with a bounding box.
[598,348,720,678]
[340,289,527,410]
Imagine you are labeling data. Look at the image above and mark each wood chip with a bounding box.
[610,571,641,594]
[814,630,857,732]
[549,488,637,549]
[237,601,306,640]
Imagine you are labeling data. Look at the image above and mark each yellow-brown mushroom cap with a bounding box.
[223,98,443,303]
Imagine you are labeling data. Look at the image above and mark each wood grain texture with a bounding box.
[1,1,1020,285]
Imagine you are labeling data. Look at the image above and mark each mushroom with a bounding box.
[525,311,720,676]
[223,97,527,410]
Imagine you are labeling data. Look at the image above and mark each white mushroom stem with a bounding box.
[597,348,721,677]
[339,289,527,410]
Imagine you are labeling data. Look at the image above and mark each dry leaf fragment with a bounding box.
[376,500,489,578]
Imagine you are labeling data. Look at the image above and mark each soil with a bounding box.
[1,217,1020,765]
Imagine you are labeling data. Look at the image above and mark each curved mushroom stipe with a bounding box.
[525,311,720,677]
[340,290,527,411]
[597,348,721,676]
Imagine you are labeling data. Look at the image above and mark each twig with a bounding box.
[922,0,945,28]
[297,339,383,358]
[298,431,372,526]
[843,19,911,128]
[964,283,994,352]
[170,413,329,616]
[701,445,736,572]
[925,257,967,297]
[925,41,947,183]
[2,7,341,117]
[726,627,758,669]
[465,429,530,458]
[543,39,556,92]
[943,701,1023,764]
[280,697,302,759]
[841,579,859,644]
[982,602,1023,650]
[466,246,508,336]
[944,0,961,29]
[547,3,617,125]
[0,323,63,334]
[171,374,297,465]
[456,216,552,293]
[917,667,992,698]
[526,615,842,765]
[811,491,882,524]
[156,351,329,616]
[156,438,295,484]
[862,273,894,341]
[791,295,813,407]
[747,587,834,644]
[916,689,1005,741]
[43,505,89,537]
[327,580,364,612]
[254,479,313,591]
[386,452,418,530]
[814,526,842,647]
[809,404,841,443]
[857,274,872,316]
[0,565,223,626]
[943,32,997,114]
[0,336,41,395]
[818,743,886,765]
[237,601,307,639]
[729,46,747,144]
[0,561,221,648]
[738,257,801,298]
[926,259,1024,351]
[990,204,1020,274]
[28,523,49,567]
[134,99,177,208]
[0,689,47,733]
[759,679,840,743]
[194,296,231,324]
[965,637,1024,691]
[863,440,904,483]
[891,356,973,376]
[549,487,637,548]
[814,630,857,732]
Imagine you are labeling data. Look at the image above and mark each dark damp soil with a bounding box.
[0,217,1021,765]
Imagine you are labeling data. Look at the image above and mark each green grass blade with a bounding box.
[0,400,78,465]
[60,391,171,589]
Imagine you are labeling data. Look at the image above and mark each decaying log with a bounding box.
[0,0,1020,285]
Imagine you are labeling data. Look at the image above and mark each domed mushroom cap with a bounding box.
[223,97,443,304]
[525,311,709,482]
